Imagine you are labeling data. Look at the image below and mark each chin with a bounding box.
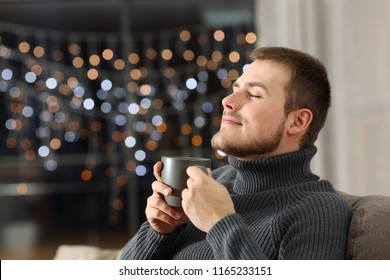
[211,134,225,151]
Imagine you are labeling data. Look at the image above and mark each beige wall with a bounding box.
[255,0,390,196]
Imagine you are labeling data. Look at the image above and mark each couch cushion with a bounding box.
[53,245,122,260]
[338,192,390,259]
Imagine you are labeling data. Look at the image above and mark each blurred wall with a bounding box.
[256,0,390,196]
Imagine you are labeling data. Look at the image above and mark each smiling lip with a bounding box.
[221,116,242,126]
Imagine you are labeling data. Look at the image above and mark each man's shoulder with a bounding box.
[283,182,353,215]
[274,181,351,211]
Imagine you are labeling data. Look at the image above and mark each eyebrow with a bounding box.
[233,81,269,95]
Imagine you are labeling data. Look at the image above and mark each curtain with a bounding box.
[255,0,390,196]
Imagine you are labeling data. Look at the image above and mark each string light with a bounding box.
[236,34,246,45]
[156,122,167,133]
[16,183,29,195]
[161,49,173,61]
[68,43,81,55]
[102,48,114,60]
[229,51,240,63]
[191,135,203,146]
[81,169,93,181]
[145,139,158,151]
[0,20,256,224]
[130,68,142,80]
[87,68,99,80]
[213,30,225,41]
[245,32,257,44]
[228,69,239,80]
[89,54,100,66]
[0,43,11,57]
[25,150,36,160]
[18,42,30,53]
[179,30,191,42]
[33,46,45,58]
[72,57,84,68]
[50,138,61,150]
[112,199,124,211]
[52,50,64,61]
[183,49,194,61]
[211,51,223,62]
[31,64,43,75]
[128,53,140,64]
[1,69,13,80]
[114,59,125,70]
[196,55,207,67]
[145,48,158,60]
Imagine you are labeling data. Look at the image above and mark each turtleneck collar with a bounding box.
[227,147,320,194]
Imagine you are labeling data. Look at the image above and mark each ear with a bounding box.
[286,109,313,137]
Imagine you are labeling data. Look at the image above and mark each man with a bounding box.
[121,46,352,260]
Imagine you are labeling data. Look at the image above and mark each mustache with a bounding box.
[221,112,243,124]
[222,111,241,119]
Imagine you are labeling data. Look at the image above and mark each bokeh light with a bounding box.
[161,49,173,61]
[18,41,30,53]
[124,136,136,148]
[245,32,257,44]
[102,48,114,60]
[0,20,255,224]
[1,69,13,80]
[213,30,225,41]
[89,54,101,66]
[179,30,191,42]
[135,165,147,176]
[128,53,140,64]
[33,46,45,58]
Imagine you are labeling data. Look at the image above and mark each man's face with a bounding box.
[211,59,291,160]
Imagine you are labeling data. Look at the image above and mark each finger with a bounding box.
[186,176,195,189]
[146,196,183,221]
[181,188,189,200]
[146,207,180,226]
[186,165,205,178]
[151,180,172,197]
[153,161,163,181]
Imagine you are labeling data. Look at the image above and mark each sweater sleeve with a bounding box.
[206,214,268,259]
[278,193,352,260]
[120,221,183,260]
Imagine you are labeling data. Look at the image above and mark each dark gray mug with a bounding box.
[161,156,211,207]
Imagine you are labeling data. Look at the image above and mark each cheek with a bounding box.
[246,111,285,136]
[242,100,286,126]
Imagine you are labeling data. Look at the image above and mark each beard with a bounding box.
[211,120,285,158]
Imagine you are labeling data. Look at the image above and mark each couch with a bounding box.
[338,191,390,259]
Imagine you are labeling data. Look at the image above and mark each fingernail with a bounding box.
[163,188,170,195]
[175,213,182,219]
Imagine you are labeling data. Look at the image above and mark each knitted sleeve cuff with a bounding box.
[122,221,183,259]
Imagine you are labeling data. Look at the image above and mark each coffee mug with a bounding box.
[161,156,211,207]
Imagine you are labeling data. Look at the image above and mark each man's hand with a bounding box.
[145,162,189,234]
[181,166,235,233]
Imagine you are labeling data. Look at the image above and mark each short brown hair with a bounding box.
[250,47,331,148]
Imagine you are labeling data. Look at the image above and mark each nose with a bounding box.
[221,92,241,111]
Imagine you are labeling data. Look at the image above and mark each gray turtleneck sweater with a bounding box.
[120,147,352,260]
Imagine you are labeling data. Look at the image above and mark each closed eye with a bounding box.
[249,93,262,99]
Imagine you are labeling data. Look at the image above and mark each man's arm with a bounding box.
[207,214,269,259]
[120,221,184,260]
